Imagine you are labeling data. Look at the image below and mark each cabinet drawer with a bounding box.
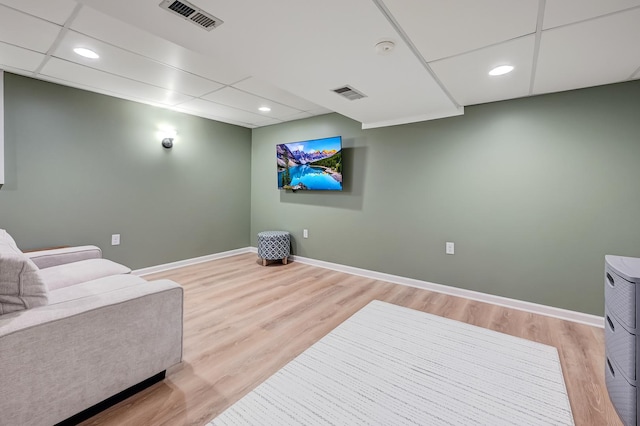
[605,265,636,331]
[606,354,637,426]
[605,307,636,382]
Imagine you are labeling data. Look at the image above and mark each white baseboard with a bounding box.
[132,247,252,276]
[248,247,604,328]
[137,246,603,328]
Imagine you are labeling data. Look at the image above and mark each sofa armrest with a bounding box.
[0,279,183,426]
[25,245,103,268]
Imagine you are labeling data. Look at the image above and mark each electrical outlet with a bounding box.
[111,234,121,246]
[303,229,309,239]
[446,242,454,255]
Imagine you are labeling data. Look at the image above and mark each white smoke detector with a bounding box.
[375,40,395,55]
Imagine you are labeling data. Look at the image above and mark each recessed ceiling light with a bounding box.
[489,65,514,76]
[258,106,271,112]
[73,47,99,59]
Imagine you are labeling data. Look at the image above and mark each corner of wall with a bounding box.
[0,69,5,186]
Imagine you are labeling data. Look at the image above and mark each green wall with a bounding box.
[0,73,252,269]
[251,81,640,315]
[3,71,639,315]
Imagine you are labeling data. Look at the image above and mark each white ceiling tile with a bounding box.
[232,77,321,111]
[306,107,334,116]
[203,87,302,119]
[176,98,277,126]
[171,106,255,128]
[543,0,640,29]
[279,111,313,121]
[220,0,458,126]
[53,31,223,97]
[76,0,247,65]
[534,9,640,95]
[71,5,249,85]
[430,36,535,106]
[250,117,283,127]
[174,106,261,128]
[79,0,459,127]
[298,41,458,126]
[0,42,45,72]
[383,0,539,61]
[0,0,77,25]
[40,58,193,106]
[0,5,61,53]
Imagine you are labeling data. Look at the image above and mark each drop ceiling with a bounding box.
[1,0,639,129]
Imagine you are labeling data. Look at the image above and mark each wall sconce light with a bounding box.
[159,128,177,149]
[162,137,174,149]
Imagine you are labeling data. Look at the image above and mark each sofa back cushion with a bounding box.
[0,229,48,315]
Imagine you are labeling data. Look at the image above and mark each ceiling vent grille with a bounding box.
[159,0,223,31]
[332,85,367,101]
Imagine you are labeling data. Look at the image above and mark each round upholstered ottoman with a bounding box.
[257,231,290,266]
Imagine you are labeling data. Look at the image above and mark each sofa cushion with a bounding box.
[38,258,132,291]
[48,274,145,305]
[0,229,49,315]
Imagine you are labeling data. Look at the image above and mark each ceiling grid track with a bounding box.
[170,81,303,122]
[172,94,285,124]
[32,3,84,77]
[184,85,227,102]
[47,57,195,100]
[233,87,307,112]
[371,0,461,109]
[228,76,252,87]
[429,34,534,65]
[528,0,546,95]
[544,4,640,32]
[179,83,306,114]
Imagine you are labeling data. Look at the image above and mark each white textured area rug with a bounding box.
[209,300,574,426]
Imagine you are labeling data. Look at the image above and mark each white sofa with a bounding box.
[0,229,183,425]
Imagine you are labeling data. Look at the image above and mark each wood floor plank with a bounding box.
[80,253,620,426]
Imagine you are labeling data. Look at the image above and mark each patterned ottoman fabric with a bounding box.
[257,231,290,263]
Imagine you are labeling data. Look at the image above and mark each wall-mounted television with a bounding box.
[277,136,342,191]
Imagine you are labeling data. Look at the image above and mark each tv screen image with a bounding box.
[277,136,342,191]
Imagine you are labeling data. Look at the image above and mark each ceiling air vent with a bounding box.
[159,0,223,31]
[332,85,367,101]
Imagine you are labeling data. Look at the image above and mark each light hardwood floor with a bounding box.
[81,253,621,426]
